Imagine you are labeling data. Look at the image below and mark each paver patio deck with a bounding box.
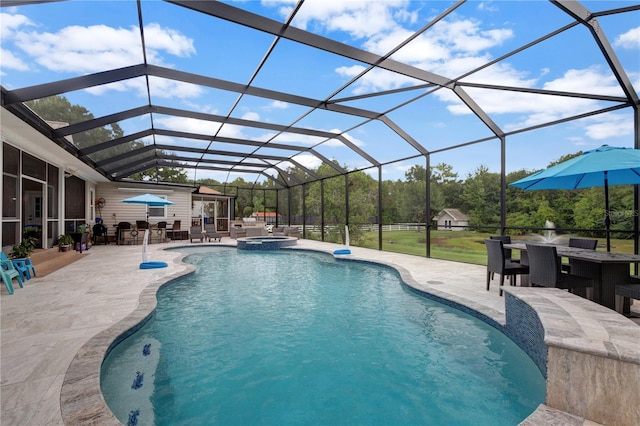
[1,238,638,425]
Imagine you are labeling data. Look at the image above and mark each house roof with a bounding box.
[192,185,223,195]
[251,212,282,218]
[437,209,470,221]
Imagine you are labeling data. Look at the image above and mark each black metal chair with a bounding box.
[92,223,108,245]
[526,244,593,293]
[117,222,134,245]
[561,238,598,273]
[155,221,167,243]
[485,239,529,296]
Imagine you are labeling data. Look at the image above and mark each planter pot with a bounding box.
[59,244,71,252]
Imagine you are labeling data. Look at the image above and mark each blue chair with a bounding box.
[1,259,24,294]
[1,253,35,280]
[12,258,35,280]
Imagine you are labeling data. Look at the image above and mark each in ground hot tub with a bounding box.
[236,235,298,250]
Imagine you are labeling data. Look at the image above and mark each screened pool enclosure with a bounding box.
[1,0,639,259]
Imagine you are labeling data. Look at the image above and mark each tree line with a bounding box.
[30,96,635,241]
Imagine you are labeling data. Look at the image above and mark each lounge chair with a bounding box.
[204,224,222,242]
[190,226,204,243]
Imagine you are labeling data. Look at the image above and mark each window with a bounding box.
[148,196,168,219]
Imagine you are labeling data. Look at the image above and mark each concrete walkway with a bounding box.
[0,239,637,425]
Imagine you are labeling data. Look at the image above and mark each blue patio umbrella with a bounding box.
[122,193,174,269]
[510,145,640,251]
[121,193,174,222]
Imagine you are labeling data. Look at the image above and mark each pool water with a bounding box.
[101,248,545,425]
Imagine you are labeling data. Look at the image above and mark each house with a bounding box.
[250,211,281,225]
[435,209,470,231]
[191,186,235,234]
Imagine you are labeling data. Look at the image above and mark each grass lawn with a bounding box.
[356,230,637,266]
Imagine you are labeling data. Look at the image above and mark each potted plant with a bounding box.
[57,234,74,252]
[10,236,37,259]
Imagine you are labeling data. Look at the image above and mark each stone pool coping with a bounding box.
[55,241,639,425]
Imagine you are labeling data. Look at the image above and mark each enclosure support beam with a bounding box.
[302,184,307,240]
[321,180,325,243]
[378,165,383,251]
[500,136,507,236]
[426,155,431,258]
[345,174,350,246]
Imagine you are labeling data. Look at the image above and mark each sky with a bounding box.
[1,0,639,184]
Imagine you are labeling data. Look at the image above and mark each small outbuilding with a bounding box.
[435,209,470,231]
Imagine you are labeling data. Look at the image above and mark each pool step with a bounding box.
[29,248,88,278]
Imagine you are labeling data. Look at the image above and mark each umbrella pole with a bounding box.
[604,171,611,252]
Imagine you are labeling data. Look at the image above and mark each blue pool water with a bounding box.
[101,248,545,425]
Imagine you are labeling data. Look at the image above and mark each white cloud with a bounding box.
[265,131,327,146]
[265,100,289,110]
[0,48,29,71]
[445,66,623,131]
[614,27,640,49]
[477,2,498,13]
[288,0,409,38]
[242,111,261,121]
[335,16,514,94]
[292,153,323,170]
[84,75,203,99]
[144,23,195,57]
[0,12,34,39]
[155,116,224,135]
[336,65,420,95]
[9,18,194,75]
[583,113,633,140]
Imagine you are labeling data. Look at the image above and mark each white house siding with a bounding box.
[95,183,192,232]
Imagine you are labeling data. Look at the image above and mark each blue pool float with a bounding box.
[333,248,351,255]
[139,261,168,269]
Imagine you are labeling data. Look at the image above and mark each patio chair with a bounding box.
[190,226,204,243]
[117,222,136,245]
[485,239,529,296]
[489,235,518,262]
[1,258,24,294]
[489,235,518,279]
[525,244,593,293]
[136,220,149,230]
[1,252,35,280]
[169,220,182,241]
[92,223,109,245]
[154,221,167,243]
[204,223,222,242]
[561,238,598,273]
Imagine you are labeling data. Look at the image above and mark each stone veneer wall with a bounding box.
[504,293,547,377]
[503,288,640,426]
[546,345,640,425]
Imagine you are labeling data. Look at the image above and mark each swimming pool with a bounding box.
[101,247,545,425]
[236,235,298,250]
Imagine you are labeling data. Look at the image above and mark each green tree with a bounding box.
[27,95,188,182]
[399,165,426,223]
[461,165,501,227]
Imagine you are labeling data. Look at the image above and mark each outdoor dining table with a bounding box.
[505,242,640,312]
